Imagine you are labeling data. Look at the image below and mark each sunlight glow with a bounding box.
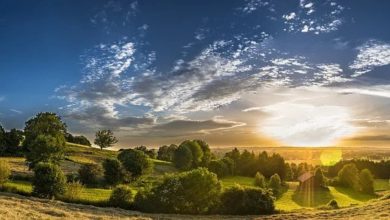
[260,103,356,147]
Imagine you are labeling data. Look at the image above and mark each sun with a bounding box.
[259,103,357,147]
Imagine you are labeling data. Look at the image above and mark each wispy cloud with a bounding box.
[349,40,390,77]
[9,109,22,114]
[0,96,4,102]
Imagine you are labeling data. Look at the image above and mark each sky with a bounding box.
[1,0,390,148]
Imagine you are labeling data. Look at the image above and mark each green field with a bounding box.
[220,176,255,188]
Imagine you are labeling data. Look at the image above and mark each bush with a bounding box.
[327,199,339,209]
[32,162,66,198]
[157,144,177,161]
[359,169,374,194]
[118,149,152,179]
[254,172,266,188]
[78,163,103,186]
[0,160,11,185]
[103,158,124,186]
[134,168,221,214]
[63,181,84,201]
[269,173,282,196]
[219,185,275,215]
[109,185,134,208]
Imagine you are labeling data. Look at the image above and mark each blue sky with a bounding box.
[1,0,390,148]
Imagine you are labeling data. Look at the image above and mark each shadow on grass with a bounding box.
[292,185,333,207]
[332,186,377,202]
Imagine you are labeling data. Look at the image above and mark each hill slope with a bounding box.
[0,192,389,220]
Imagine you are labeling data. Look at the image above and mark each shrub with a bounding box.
[219,185,275,215]
[157,144,177,161]
[109,185,134,208]
[78,163,103,186]
[269,173,282,196]
[134,168,221,214]
[63,181,84,201]
[254,172,266,188]
[0,160,11,185]
[118,149,152,179]
[327,199,339,209]
[103,158,124,186]
[32,162,66,198]
[359,169,374,194]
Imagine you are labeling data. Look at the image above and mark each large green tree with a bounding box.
[25,134,65,168]
[173,144,193,170]
[23,112,67,147]
[359,169,374,194]
[94,130,118,150]
[118,149,152,179]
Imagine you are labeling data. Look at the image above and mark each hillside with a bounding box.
[0,192,389,220]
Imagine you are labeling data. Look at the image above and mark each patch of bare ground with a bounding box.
[0,192,389,220]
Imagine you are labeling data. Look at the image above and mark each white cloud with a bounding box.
[282,12,296,21]
[349,40,390,77]
[240,0,270,14]
[9,109,22,114]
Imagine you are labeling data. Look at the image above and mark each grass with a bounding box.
[220,176,255,188]
[275,182,303,211]
[374,179,390,191]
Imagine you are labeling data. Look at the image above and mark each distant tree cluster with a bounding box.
[328,159,389,179]
[0,125,24,156]
[134,145,156,159]
[172,140,212,170]
[224,148,287,180]
[65,133,91,146]
[157,144,177,161]
[336,163,375,194]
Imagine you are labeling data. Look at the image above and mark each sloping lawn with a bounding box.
[220,176,255,188]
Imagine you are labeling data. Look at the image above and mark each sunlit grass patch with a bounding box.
[374,179,390,191]
[220,176,255,188]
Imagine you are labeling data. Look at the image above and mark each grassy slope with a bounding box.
[0,192,389,220]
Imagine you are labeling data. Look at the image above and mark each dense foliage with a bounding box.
[173,140,212,170]
[134,146,156,159]
[109,185,134,208]
[65,133,91,146]
[218,185,275,215]
[224,148,286,180]
[328,159,390,179]
[118,149,152,179]
[157,144,177,161]
[102,158,125,186]
[78,163,103,186]
[32,162,66,198]
[254,172,266,188]
[134,168,221,214]
[336,163,375,194]
[25,134,65,168]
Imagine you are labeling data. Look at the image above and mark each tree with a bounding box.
[180,140,203,167]
[208,160,229,178]
[0,125,6,153]
[5,128,23,147]
[338,163,360,191]
[219,185,274,215]
[23,112,67,148]
[269,173,282,196]
[157,144,177,161]
[134,146,157,159]
[32,162,66,198]
[94,130,118,150]
[254,172,266,188]
[25,134,65,168]
[78,163,103,186]
[134,168,221,214]
[195,139,212,166]
[102,158,124,186]
[0,160,11,185]
[118,149,152,179]
[173,144,193,170]
[359,169,374,194]
[314,168,325,186]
